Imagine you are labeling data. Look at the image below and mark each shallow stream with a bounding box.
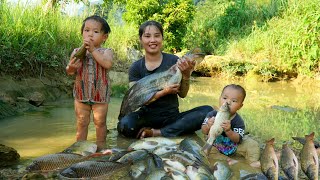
[0,77,319,179]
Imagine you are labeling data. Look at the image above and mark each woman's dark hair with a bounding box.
[222,84,246,102]
[81,15,111,34]
[139,20,163,39]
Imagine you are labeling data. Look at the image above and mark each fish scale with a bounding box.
[300,132,319,180]
[280,143,298,180]
[260,138,279,180]
[26,153,86,172]
[58,160,128,178]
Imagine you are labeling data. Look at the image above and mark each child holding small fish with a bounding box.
[201,84,261,168]
[66,15,113,150]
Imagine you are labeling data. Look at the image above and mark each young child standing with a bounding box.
[201,84,261,168]
[66,15,113,150]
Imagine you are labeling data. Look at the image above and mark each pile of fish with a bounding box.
[24,137,233,179]
[260,132,319,180]
[24,132,320,179]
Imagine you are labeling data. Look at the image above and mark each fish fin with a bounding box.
[283,166,297,180]
[305,165,317,180]
[143,92,157,105]
[202,143,213,156]
[85,152,104,158]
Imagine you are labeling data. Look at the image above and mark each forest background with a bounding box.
[0,0,319,91]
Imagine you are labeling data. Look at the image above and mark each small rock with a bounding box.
[0,144,20,167]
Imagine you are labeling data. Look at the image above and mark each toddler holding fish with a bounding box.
[66,15,113,150]
[201,84,261,168]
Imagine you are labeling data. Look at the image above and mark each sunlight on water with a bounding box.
[0,77,319,161]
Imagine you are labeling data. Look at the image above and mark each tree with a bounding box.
[123,0,195,52]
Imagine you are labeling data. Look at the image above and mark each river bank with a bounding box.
[0,71,128,120]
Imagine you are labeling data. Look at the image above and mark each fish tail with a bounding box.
[202,143,213,156]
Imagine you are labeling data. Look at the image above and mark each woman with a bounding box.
[117,20,213,139]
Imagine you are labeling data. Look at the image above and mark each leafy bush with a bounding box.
[0,3,82,77]
[123,0,195,52]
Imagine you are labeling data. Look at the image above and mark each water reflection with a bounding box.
[0,77,319,159]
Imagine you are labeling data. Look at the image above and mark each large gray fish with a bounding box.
[62,140,97,156]
[185,164,215,180]
[212,161,233,180]
[129,152,163,179]
[26,153,86,172]
[118,48,205,119]
[202,102,230,155]
[116,149,149,164]
[280,143,298,180]
[58,160,129,179]
[128,137,178,151]
[179,138,209,166]
[300,132,319,180]
[260,138,279,180]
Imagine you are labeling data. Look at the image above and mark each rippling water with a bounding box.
[0,77,319,178]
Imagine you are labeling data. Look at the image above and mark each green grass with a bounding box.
[1,0,319,80]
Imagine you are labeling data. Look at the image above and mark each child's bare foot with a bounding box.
[227,158,238,165]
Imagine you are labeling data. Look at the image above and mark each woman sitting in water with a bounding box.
[117,20,212,139]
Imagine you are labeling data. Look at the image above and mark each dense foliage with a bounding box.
[0,0,319,80]
[123,0,195,52]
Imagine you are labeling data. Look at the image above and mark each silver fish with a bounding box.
[128,137,178,151]
[62,140,97,156]
[116,149,149,164]
[202,102,230,155]
[179,138,209,166]
[212,161,233,180]
[280,143,298,180]
[152,145,178,156]
[260,138,279,180]
[118,48,205,119]
[300,132,319,180]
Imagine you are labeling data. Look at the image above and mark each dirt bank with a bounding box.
[0,71,128,120]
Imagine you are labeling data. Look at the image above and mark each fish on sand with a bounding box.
[58,160,129,179]
[300,132,319,180]
[260,138,279,180]
[26,153,86,172]
[62,140,97,156]
[202,102,230,155]
[280,143,298,180]
[128,137,179,151]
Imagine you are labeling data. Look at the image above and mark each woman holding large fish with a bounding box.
[201,84,261,168]
[117,20,212,139]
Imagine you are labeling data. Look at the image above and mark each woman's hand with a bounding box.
[161,84,180,95]
[177,56,196,80]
